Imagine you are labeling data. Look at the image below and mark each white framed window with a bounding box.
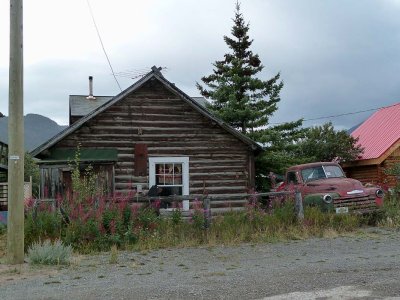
[149,157,189,195]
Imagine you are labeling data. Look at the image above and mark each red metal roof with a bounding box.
[351,103,400,160]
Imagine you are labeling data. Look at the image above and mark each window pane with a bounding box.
[164,164,174,184]
[158,186,182,196]
[155,163,165,185]
[173,164,182,184]
[149,157,189,196]
[154,163,184,187]
[301,166,325,182]
[324,165,345,178]
[287,172,297,184]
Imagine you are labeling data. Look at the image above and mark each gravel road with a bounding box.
[1,227,400,299]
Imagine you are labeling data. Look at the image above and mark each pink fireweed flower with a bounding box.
[152,199,161,210]
[110,220,116,235]
[24,197,35,209]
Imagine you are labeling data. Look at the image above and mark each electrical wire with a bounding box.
[269,102,400,125]
[114,67,169,79]
[86,0,122,92]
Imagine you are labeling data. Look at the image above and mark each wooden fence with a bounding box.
[30,190,303,229]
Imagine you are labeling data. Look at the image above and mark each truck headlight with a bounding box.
[376,189,384,198]
[323,194,333,204]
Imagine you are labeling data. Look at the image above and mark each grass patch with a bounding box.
[109,245,118,264]
[378,194,400,227]
[27,240,72,265]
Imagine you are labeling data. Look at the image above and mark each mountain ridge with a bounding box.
[0,113,67,152]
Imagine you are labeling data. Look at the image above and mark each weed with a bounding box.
[379,194,400,227]
[0,223,6,235]
[28,240,72,265]
[170,209,183,225]
[109,245,118,264]
[23,184,390,254]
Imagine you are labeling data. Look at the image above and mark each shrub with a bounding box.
[0,222,6,235]
[25,153,40,198]
[109,244,118,264]
[190,199,205,230]
[24,209,63,251]
[303,206,360,234]
[28,240,72,265]
[136,206,159,230]
[380,194,400,227]
[170,208,183,225]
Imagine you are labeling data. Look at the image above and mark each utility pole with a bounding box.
[8,0,24,264]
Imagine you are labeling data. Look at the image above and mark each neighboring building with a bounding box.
[0,139,7,183]
[342,103,400,188]
[31,67,262,208]
[0,139,7,212]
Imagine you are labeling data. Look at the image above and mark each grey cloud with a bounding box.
[2,0,400,130]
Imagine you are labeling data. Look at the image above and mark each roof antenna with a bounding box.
[86,76,96,100]
[151,66,162,75]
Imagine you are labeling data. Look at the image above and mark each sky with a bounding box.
[0,0,400,129]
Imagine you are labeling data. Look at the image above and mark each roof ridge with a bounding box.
[31,67,261,157]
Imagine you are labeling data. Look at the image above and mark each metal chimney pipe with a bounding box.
[86,76,96,100]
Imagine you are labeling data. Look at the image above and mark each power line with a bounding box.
[269,102,400,125]
[114,67,169,80]
[86,0,122,92]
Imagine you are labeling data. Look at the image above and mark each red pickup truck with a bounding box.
[278,162,384,214]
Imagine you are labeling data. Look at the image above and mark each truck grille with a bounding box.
[334,195,377,213]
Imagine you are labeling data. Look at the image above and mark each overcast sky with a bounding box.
[1,0,400,129]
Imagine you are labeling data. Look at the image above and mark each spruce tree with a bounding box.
[198,2,307,190]
[197,2,283,134]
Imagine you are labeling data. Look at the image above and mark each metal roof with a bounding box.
[31,66,262,157]
[191,97,208,108]
[70,95,113,116]
[351,103,400,160]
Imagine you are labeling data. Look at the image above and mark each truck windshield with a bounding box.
[301,165,345,182]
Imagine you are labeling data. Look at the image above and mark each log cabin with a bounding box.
[342,103,400,189]
[31,67,262,209]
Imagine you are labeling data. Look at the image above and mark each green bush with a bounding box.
[0,223,6,235]
[380,194,400,227]
[24,210,63,251]
[303,206,360,233]
[28,239,72,265]
[23,194,371,253]
[170,209,183,225]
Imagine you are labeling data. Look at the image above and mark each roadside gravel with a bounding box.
[1,227,400,299]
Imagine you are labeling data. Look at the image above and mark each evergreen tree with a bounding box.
[298,122,364,162]
[197,2,283,134]
[198,2,306,190]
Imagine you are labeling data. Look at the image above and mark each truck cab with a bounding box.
[283,162,384,213]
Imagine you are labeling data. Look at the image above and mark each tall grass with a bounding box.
[21,191,400,254]
[378,192,400,227]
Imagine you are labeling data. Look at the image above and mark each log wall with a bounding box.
[382,147,400,188]
[47,79,255,203]
[344,146,400,188]
[344,165,379,185]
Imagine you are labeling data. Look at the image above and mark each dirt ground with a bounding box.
[1,227,400,299]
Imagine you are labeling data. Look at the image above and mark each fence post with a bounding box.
[203,196,211,229]
[295,190,304,220]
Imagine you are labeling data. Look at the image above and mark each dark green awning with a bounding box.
[39,148,118,164]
